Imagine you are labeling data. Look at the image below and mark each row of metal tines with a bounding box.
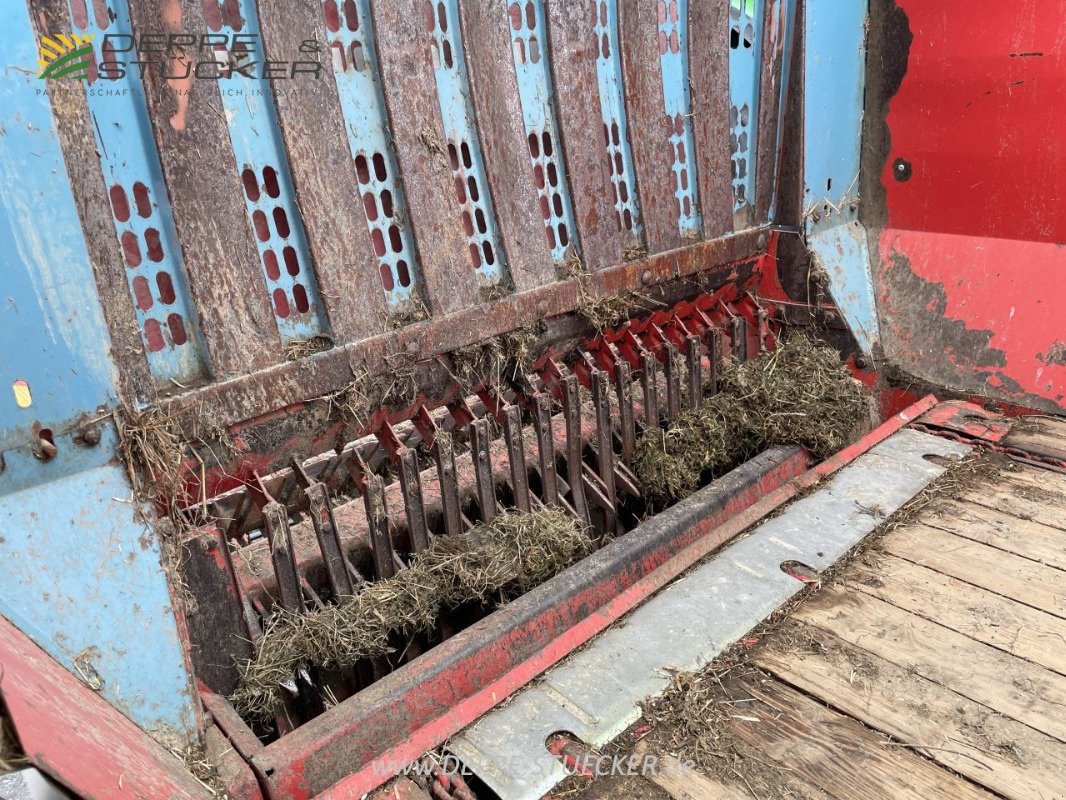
[203,293,770,727]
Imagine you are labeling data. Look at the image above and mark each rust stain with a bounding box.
[162,0,191,132]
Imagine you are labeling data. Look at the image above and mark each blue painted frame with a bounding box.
[67,0,210,388]
[0,0,196,739]
[657,0,702,236]
[322,0,424,310]
[728,0,763,213]
[205,0,329,342]
[594,0,643,240]
[506,0,580,263]
[427,0,510,288]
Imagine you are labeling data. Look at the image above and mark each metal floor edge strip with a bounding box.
[448,429,972,800]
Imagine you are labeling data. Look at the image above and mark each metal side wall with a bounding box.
[0,1,197,740]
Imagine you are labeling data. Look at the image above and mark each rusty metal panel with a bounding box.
[547,0,631,271]
[619,0,681,254]
[129,0,283,377]
[373,0,480,315]
[754,0,796,223]
[258,0,390,343]
[690,0,735,239]
[461,0,557,291]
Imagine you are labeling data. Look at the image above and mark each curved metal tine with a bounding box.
[611,351,637,461]
[704,326,722,395]
[414,405,463,537]
[469,417,498,523]
[533,393,560,506]
[663,341,682,422]
[589,370,617,531]
[398,447,432,553]
[685,334,702,409]
[640,349,660,429]
[290,457,357,599]
[338,446,398,580]
[560,374,591,526]
[502,404,531,513]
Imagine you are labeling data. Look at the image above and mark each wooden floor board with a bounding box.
[917,497,1066,570]
[793,587,1066,743]
[725,677,996,799]
[958,471,1066,533]
[880,525,1066,619]
[756,625,1066,800]
[847,553,1066,675]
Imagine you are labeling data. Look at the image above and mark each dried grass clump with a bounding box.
[451,327,539,390]
[1,710,26,773]
[116,405,235,513]
[283,335,334,362]
[231,509,590,719]
[635,336,869,500]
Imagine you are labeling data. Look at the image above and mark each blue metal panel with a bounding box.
[426,0,510,288]
[728,0,763,212]
[0,15,116,456]
[506,0,580,263]
[657,0,701,236]
[67,0,210,387]
[0,1,196,738]
[594,0,643,240]
[205,0,328,342]
[0,428,197,740]
[804,0,878,352]
[322,0,424,310]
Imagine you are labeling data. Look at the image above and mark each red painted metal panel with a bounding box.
[0,615,211,800]
[882,1,1066,243]
[872,0,1066,413]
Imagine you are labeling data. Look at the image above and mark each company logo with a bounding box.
[37,33,95,80]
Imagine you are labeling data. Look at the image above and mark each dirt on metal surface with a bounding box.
[0,706,26,773]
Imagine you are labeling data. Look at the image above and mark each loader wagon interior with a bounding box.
[0,0,1063,799]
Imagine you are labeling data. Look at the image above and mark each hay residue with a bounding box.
[231,509,591,719]
[635,336,870,500]
[0,710,26,773]
[576,278,661,330]
[116,405,235,514]
[283,335,334,362]
[451,326,540,391]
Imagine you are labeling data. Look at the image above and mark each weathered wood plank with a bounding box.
[753,0,790,223]
[728,677,995,800]
[1004,416,1066,462]
[460,0,554,292]
[619,0,680,254]
[919,497,1066,570]
[372,0,479,315]
[955,472,1066,533]
[630,740,749,800]
[882,524,1066,618]
[758,625,1066,800]
[547,0,629,271]
[795,587,1066,742]
[34,0,153,404]
[130,0,283,377]
[689,0,733,239]
[849,553,1066,674]
[258,0,389,343]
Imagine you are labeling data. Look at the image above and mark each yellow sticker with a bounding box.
[13,379,32,409]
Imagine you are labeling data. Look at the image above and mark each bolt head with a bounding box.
[640,269,654,285]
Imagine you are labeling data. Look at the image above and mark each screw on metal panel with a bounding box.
[79,425,101,446]
[855,356,868,369]
[892,158,912,182]
[640,269,654,285]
